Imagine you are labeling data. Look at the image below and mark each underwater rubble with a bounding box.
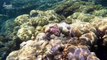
[1,0,107,60]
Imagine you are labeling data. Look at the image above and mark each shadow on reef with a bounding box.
[95,43,107,60]
[0,35,22,60]
[90,38,107,60]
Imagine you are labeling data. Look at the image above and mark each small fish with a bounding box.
[3,2,14,10]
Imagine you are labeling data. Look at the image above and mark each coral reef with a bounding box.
[6,21,100,60]
[1,0,107,60]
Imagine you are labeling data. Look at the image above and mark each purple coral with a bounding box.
[74,48,81,57]
[45,25,61,40]
[49,25,60,36]
[51,45,61,54]
[49,43,99,60]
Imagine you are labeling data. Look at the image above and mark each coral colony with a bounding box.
[6,9,103,60]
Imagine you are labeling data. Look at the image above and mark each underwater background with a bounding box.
[0,0,107,60]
